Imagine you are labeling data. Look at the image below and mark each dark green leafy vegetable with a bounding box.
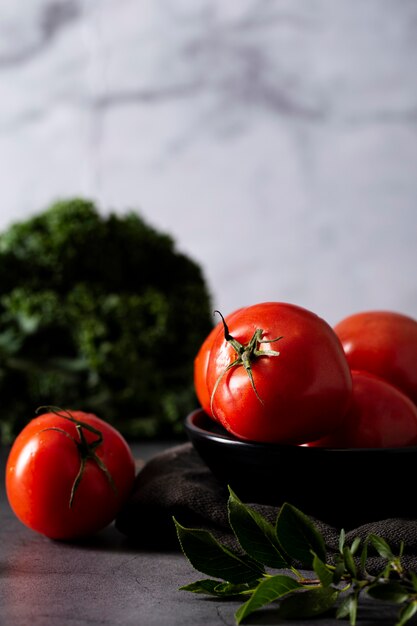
[176,489,417,625]
[0,198,213,442]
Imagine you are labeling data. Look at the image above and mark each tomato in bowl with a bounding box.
[185,408,417,528]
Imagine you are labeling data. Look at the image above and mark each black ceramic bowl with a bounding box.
[185,408,417,528]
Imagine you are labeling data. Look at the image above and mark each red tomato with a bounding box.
[202,302,352,444]
[334,311,417,405]
[194,323,222,419]
[6,409,136,540]
[306,371,417,448]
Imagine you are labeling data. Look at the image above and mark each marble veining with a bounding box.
[0,0,81,67]
[0,0,416,323]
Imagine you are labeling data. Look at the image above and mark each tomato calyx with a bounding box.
[210,311,283,414]
[36,406,117,508]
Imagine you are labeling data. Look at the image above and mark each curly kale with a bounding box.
[0,199,213,442]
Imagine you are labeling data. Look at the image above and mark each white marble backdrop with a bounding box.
[0,0,416,324]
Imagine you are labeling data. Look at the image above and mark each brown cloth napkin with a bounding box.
[115,443,417,574]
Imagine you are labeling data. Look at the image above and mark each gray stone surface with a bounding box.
[0,443,411,625]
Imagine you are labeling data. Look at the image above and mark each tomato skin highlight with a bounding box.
[194,322,223,419]
[306,371,417,449]
[203,302,353,444]
[334,310,417,405]
[6,411,136,540]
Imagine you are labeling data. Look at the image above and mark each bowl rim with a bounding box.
[185,408,417,454]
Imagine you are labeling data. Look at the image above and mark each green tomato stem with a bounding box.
[209,311,283,417]
[37,405,117,508]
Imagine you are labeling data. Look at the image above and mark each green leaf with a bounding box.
[174,519,264,584]
[339,529,346,554]
[397,601,417,626]
[336,594,352,619]
[278,586,339,619]
[332,554,346,584]
[350,537,361,556]
[368,534,394,560]
[336,593,358,626]
[343,546,357,578]
[180,579,226,594]
[215,581,253,596]
[180,579,251,597]
[235,575,302,624]
[360,542,368,573]
[367,582,410,604]
[276,502,326,567]
[313,553,333,587]
[227,487,287,569]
